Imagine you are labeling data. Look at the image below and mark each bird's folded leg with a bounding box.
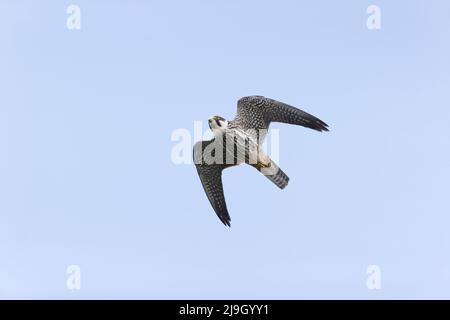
[257,150,272,168]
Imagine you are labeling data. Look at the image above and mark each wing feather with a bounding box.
[235,95,329,132]
[193,139,235,227]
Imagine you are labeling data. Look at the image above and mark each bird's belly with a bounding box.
[221,130,261,165]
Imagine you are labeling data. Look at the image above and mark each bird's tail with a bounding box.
[252,160,289,189]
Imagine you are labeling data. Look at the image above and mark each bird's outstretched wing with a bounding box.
[235,95,329,132]
[193,139,236,227]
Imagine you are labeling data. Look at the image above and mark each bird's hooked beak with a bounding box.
[208,115,227,130]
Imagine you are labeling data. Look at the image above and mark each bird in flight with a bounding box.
[193,95,329,227]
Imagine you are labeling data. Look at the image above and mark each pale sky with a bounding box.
[1,0,450,299]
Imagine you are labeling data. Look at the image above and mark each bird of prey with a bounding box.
[193,95,329,227]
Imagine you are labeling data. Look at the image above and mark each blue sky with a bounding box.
[1,0,450,299]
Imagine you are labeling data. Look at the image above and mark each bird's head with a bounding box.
[208,115,228,135]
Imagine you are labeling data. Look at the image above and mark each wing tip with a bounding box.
[220,216,232,227]
[314,120,330,132]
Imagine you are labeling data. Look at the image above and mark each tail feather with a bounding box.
[253,161,289,189]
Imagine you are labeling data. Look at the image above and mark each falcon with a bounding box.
[193,95,329,227]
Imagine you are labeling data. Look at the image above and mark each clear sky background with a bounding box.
[1,0,450,299]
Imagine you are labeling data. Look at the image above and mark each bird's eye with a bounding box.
[215,119,221,127]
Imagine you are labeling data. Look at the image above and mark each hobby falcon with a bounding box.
[193,95,329,227]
